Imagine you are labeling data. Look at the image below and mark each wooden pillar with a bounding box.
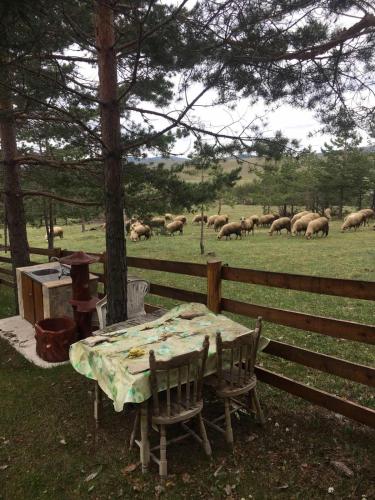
[207,259,222,313]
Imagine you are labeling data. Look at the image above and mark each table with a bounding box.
[70,302,269,470]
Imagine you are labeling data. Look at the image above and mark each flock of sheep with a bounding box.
[126,207,375,242]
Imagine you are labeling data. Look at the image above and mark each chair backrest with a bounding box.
[95,279,150,329]
[216,317,262,388]
[149,335,210,417]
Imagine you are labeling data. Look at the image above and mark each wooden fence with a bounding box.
[0,244,374,428]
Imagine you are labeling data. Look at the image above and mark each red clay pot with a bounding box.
[35,317,77,362]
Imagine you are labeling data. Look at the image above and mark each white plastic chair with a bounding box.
[96,278,150,329]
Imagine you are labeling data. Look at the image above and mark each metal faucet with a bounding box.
[50,256,70,279]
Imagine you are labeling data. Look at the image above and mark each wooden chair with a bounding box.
[130,335,212,482]
[204,317,265,446]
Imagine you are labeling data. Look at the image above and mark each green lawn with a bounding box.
[0,205,374,499]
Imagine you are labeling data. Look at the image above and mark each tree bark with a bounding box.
[0,92,30,270]
[199,204,205,255]
[95,0,127,324]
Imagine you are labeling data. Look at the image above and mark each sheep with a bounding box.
[258,213,277,227]
[269,217,291,236]
[240,217,254,235]
[45,226,63,239]
[206,215,218,228]
[249,215,259,226]
[305,217,329,239]
[217,222,242,240]
[291,211,311,225]
[359,208,375,226]
[323,208,331,220]
[291,213,320,236]
[213,215,229,232]
[192,214,208,224]
[165,213,173,221]
[341,212,364,232]
[129,223,151,240]
[166,220,184,235]
[174,215,187,225]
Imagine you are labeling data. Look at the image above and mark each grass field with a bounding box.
[0,204,374,499]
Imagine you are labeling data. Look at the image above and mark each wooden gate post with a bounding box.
[207,259,222,313]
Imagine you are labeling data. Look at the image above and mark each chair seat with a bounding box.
[204,370,257,398]
[152,396,203,425]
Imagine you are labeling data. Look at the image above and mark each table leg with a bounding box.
[94,381,103,429]
[140,401,150,473]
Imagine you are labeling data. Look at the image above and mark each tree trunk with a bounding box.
[0,92,30,270]
[338,187,344,218]
[95,0,127,325]
[217,198,222,215]
[199,205,205,255]
[372,189,375,210]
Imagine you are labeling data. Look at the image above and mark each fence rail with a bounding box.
[0,244,374,428]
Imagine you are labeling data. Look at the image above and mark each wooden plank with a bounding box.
[221,297,375,345]
[0,267,13,276]
[21,273,35,324]
[255,367,375,428]
[0,256,12,263]
[0,278,15,288]
[128,256,207,277]
[149,283,207,304]
[28,246,61,257]
[264,340,375,387]
[222,266,375,301]
[207,259,222,313]
[32,281,44,323]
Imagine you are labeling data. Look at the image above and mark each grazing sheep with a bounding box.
[341,212,364,232]
[213,215,229,232]
[258,214,277,227]
[165,213,173,221]
[291,211,311,225]
[269,217,291,236]
[323,208,332,219]
[206,215,218,228]
[192,214,208,224]
[305,217,329,239]
[240,217,254,235]
[166,220,184,235]
[45,226,63,239]
[291,213,320,236]
[249,215,259,226]
[174,215,187,225]
[359,208,375,226]
[217,222,242,240]
[129,223,151,240]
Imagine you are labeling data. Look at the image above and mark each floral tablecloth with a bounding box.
[69,302,268,411]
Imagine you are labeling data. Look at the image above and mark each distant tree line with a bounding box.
[233,133,375,216]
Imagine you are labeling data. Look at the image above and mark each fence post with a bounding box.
[207,259,222,313]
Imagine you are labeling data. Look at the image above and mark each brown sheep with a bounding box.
[192,214,208,224]
[165,213,173,221]
[341,212,364,231]
[166,220,184,235]
[249,215,259,226]
[305,217,329,239]
[174,215,187,225]
[323,208,331,219]
[359,208,375,226]
[206,215,218,228]
[269,217,291,236]
[129,223,151,241]
[291,211,311,225]
[213,215,229,232]
[240,217,254,235]
[258,213,277,227]
[217,222,242,240]
[45,226,63,239]
[291,213,320,235]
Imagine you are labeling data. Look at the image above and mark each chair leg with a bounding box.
[129,410,140,450]
[159,424,168,482]
[94,382,103,429]
[224,398,234,445]
[197,413,212,457]
[252,388,265,426]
